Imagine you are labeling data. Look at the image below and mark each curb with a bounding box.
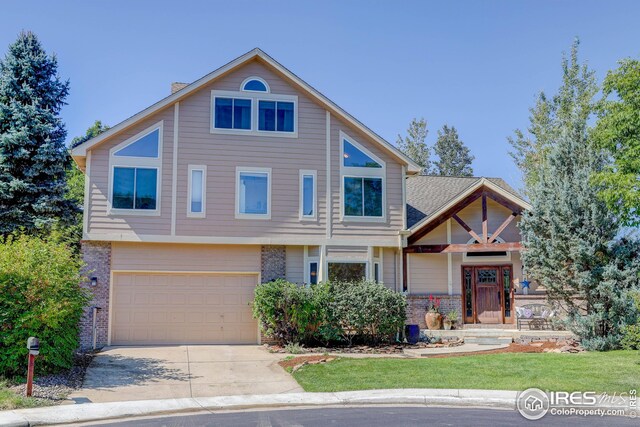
[0,389,517,426]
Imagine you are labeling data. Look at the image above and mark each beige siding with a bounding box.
[326,245,368,260]
[286,245,304,284]
[86,58,407,244]
[111,242,260,272]
[408,253,448,294]
[382,248,397,290]
[414,222,448,245]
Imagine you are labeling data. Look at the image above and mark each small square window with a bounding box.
[112,167,157,210]
[215,98,251,130]
[258,100,294,132]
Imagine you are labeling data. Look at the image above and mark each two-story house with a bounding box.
[72,49,537,348]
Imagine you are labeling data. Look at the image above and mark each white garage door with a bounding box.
[111,272,259,345]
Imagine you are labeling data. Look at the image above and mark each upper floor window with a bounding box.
[211,78,297,137]
[236,167,271,219]
[340,132,385,221]
[214,97,251,130]
[299,170,317,220]
[188,165,206,218]
[109,122,163,215]
[242,76,270,92]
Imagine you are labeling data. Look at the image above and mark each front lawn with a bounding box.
[292,350,640,393]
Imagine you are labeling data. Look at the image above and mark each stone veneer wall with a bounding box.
[406,294,463,328]
[79,241,111,350]
[260,245,286,283]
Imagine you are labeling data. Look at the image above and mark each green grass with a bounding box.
[292,350,640,393]
[0,379,49,410]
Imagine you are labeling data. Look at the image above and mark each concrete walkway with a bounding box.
[68,345,302,403]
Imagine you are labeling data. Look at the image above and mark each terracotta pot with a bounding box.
[425,311,442,330]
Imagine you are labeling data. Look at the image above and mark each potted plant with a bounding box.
[443,309,459,330]
[425,295,442,330]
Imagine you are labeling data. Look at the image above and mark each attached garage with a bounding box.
[111,272,259,345]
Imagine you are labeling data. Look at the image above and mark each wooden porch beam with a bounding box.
[489,212,518,243]
[452,214,484,244]
[481,194,488,243]
[405,242,523,254]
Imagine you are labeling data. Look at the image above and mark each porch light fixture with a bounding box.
[90,277,98,287]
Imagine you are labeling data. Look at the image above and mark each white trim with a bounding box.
[107,121,163,216]
[187,165,207,218]
[447,219,452,295]
[408,178,531,234]
[339,131,386,222]
[303,246,320,286]
[235,166,272,220]
[318,245,326,282]
[240,76,270,93]
[171,103,179,235]
[325,111,332,238]
[71,48,420,172]
[82,151,91,237]
[84,232,402,247]
[210,89,298,138]
[462,235,512,262]
[367,246,374,279]
[299,170,317,221]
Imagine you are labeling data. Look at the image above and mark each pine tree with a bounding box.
[0,31,72,235]
[508,39,597,194]
[433,125,474,176]
[396,118,430,173]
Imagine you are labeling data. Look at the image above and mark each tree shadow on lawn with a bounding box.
[81,354,197,388]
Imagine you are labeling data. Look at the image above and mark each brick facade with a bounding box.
[79,241,111,350]
[406,294,463,328]
[260,245,286,283]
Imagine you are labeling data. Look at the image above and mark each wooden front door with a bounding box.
[462,265,513,324]
[474,268,501,323]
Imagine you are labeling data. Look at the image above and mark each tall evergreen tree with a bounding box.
[396,118,430,173]
[518,41,640,350]
[0,31,72,235]
[433,125,474,176]
[508,39,597,195]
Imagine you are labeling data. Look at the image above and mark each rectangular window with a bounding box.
[112,167,157,210]
[258,100,294,132]
[328,262,367,283]
[214,97,251,130]
[188,165,206,217]
[344,177,383,217]
[374,262,380,283]
[237,168,271,218]
[309,262,318,285]
[299,170,316,220]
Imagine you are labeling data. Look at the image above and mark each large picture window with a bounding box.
[340,132,385,221]
[236,167,271,219]
[328,262,367,283]
[109,122,162,214]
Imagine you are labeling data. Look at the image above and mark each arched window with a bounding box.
[463,236,511,262]
[241,76,269,92]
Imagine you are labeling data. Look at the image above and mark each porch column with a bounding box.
[447,219,453,295]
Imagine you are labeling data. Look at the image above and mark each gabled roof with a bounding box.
[406,175,530,230]
[71,48,421,172]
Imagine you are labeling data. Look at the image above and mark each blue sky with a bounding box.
[2,1,640,189]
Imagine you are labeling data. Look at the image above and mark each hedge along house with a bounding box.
[403,176,545,328]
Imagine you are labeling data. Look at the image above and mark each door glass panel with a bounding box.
[503,268,511,317]
[476,269,497,283]
[464,268,473,318]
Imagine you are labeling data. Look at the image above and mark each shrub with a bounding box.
[0,235,89,377]
[328,280,407,345]
[621,292,640,350]
[252,279,321,344]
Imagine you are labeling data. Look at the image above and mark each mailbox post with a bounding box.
[26,337,39,397]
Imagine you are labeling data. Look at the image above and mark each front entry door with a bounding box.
[474,268,501,323]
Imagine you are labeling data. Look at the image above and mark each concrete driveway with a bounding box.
[68,345,302,403]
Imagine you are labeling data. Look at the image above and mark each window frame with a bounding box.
[210,89,298,138]
[107,121,163,216]
[339,131,386,222]
[187,165,207,218]
[462,236,512,262]
[235,166,272,220]
[241,76,270,93]
[299,169,317,221]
